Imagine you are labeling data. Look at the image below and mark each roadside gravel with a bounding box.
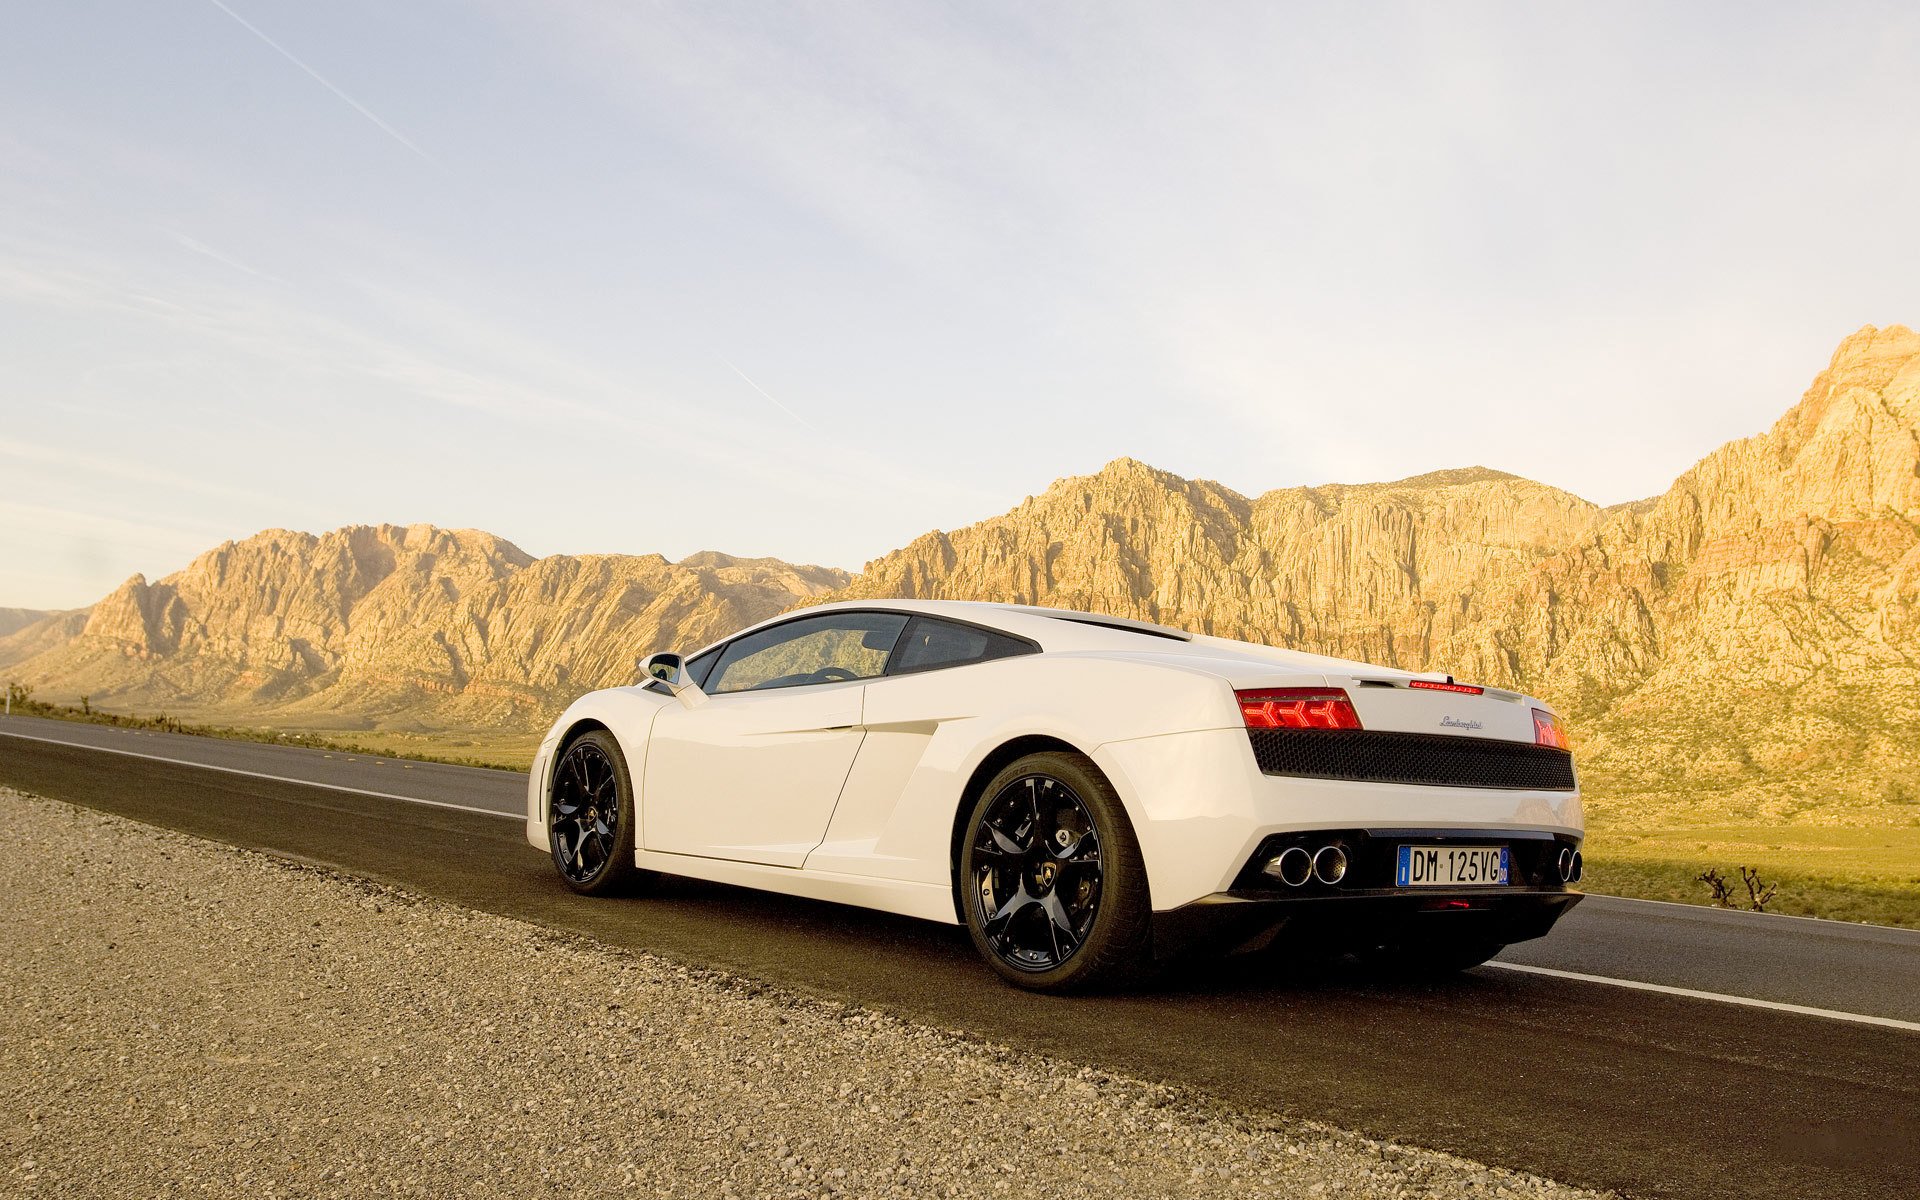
[0,788,1610,1199]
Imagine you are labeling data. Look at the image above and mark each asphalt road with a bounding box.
[3,713,1916,1199]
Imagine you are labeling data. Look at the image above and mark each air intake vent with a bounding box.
[1247,729,1575,791]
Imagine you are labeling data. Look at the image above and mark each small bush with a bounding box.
[1697,865,1780,912]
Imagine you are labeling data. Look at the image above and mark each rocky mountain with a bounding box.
[835,461,1607,676]
[0,526,848,730]
[4,325,1916,825]
[1516,324,1920,824]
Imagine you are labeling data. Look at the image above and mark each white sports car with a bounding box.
[526,600,1584,991]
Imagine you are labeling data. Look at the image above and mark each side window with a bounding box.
[890,617,1035,676]
[708,612,909,694]
[686,648,720,690]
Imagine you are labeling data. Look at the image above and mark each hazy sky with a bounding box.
[4,2,1918,608]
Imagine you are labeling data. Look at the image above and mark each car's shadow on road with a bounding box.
[512,860,1513,1011]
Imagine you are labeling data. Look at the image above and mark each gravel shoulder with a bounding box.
[0,788,1610,1198]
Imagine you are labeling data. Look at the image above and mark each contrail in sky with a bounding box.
[205,0,433,162]
[721,357,820,431]
[166,230,280,282]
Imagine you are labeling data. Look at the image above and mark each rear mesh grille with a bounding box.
[1248,729,1576,791]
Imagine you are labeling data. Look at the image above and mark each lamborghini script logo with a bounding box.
[1440,716,1484,731]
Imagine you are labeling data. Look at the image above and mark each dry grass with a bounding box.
[1582,825,1920,927]
[2,697,533,772]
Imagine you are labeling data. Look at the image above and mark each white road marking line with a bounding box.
[0,729,522,821]
[1486,961,1920,1033]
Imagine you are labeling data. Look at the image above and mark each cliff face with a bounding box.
[0,525,848,729]
[1482,325,1920,702]
[837,460,1606,674]
[1510,324,1920,823]
[5,326,1916,825]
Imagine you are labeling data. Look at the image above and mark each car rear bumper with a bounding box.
[1093,727,1585,910]
[1147,824,1585,959]
[1151,886,1583,961]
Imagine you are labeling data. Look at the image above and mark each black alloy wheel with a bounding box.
[973,773,1103,970]
[548,730,642,895]
[960,751,1150,992]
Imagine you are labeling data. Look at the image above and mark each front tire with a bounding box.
[548,730,645,896]
[959,751,1151,992]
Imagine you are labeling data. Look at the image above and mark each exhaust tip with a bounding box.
[1264,845,1313,888]
[1570,850,1584,884]
[1312,844,1349,886]
[1556,847,1574,883]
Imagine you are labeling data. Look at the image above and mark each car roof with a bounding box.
[783,599,1191,645]
[691,599,1542,704]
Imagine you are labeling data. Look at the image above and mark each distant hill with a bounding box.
[0,528,847,730]
[0,608,60,639]
[5,325,1918,828]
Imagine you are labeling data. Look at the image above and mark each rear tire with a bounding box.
[547,730,647,896]
[959,751,1151,993]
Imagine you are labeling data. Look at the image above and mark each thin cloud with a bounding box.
[0,498,236,548]
[0,499,235,607]
[721,357,819,431]
[0,436,290,510]
[166,230,279,282]
[204,0,434,163]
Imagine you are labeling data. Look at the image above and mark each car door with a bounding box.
[806,616,1041,880]
[641,610,909,867]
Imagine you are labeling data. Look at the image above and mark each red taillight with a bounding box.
[1409,678,1484,695]
[1533,708,1570,749]
[1237,688,1363,731]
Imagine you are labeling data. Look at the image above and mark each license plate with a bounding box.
[1396,844,1509,887]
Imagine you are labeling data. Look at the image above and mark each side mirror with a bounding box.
[638,651,706,707]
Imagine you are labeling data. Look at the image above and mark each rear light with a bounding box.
[1533,708,1570,749]
[1237,687,1363,730]
[1409,678,1484,695]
